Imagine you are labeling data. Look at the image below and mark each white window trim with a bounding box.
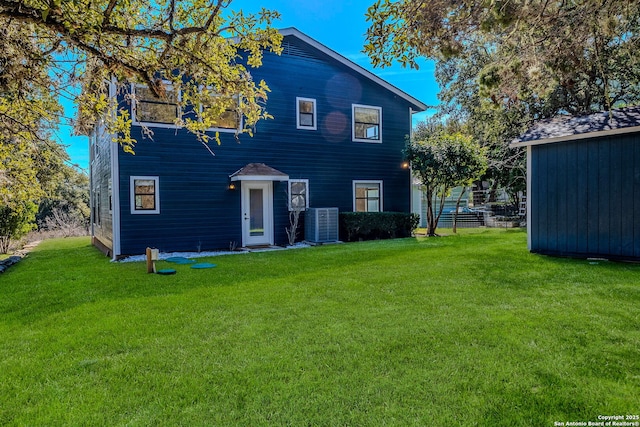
[296,97,317,130]
[352,104,382,143]
[131,82,181,129]
[353,180,384,212]
[288,179,309,211]
[130,176,160,215]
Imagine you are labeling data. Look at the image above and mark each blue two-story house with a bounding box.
[90,28,427,258]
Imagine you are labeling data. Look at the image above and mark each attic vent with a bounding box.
[305,208,339,243]
[282,42,320,61]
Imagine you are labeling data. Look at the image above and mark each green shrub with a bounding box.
[339,212,419,242]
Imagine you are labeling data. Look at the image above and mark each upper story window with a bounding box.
[353,180,383,212]
[202,94,241,132]
[132,84,180,127]
[352,104,382,143]
[296,97,317,130]
[210,108,240,130]
[289,179,309,211]
[131,176,160,214]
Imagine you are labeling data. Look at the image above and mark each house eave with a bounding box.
[279,27,428,112]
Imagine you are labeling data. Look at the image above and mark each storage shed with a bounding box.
[512,106,640,261]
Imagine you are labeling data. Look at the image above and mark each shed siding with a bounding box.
[115,35,413,255]
[530,133,640,260]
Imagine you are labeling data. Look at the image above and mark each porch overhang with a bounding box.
[229,163,289,182]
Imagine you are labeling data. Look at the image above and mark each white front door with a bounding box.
[241,181,273,247]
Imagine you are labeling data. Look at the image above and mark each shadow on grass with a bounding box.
[1,236,431,324]
[4,230,637,325]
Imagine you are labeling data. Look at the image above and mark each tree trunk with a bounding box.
[488,179,499,202]
[434,191,446,233]
[425,188,437,236]
[452,187,467,234]
[0,236,11,254]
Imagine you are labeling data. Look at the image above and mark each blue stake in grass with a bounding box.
[165,257,196,264]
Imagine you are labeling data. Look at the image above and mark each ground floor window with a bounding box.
[289,179,309,210]
[353,180,383,212]
[130,176,160,214]
[93,189,101,226]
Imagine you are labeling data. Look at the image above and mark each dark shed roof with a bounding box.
[511,106,640,147]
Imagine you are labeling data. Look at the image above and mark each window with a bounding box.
[130,176,160,214]
[93,189,101,226]
[296,97,317,130]
[132,84,179,126]
[289,179,309,211]
[108,179,113,213]
[210,108,240,130]
[203,95,241,131]
[353,181,383,212]
[352,104,382,143]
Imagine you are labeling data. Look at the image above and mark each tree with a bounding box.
[1,0,281,250]
[1,138,47,251]
[407,130,487,236]
[0,0,283,153]
[434,48,531,206]
[0,135,50,252]
[364,0,640,114]
[364,2,640,206]
[0,203,38,253]
[37,164,90,234]
[0,129,88,251]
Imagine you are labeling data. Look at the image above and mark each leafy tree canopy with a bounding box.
[433,48,530,203]
[0,0,282,250]
[0,134,73,252]
[365,0,640,115]
[407,128,487,236]
[0,0,283,153]
[366,0,640,206]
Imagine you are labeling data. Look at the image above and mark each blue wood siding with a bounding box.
[530,132,640,260]
[90,122,114,253]
[115,35,415,255]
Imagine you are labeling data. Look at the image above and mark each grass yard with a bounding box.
[0,229,639,426]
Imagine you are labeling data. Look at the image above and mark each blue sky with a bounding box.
[60,0,439,170]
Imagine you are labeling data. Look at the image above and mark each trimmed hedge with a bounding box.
[339,212,420,242]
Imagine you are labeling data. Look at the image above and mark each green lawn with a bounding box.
[1,230,639,426]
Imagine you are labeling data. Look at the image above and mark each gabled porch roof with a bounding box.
[229,163,289,181]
